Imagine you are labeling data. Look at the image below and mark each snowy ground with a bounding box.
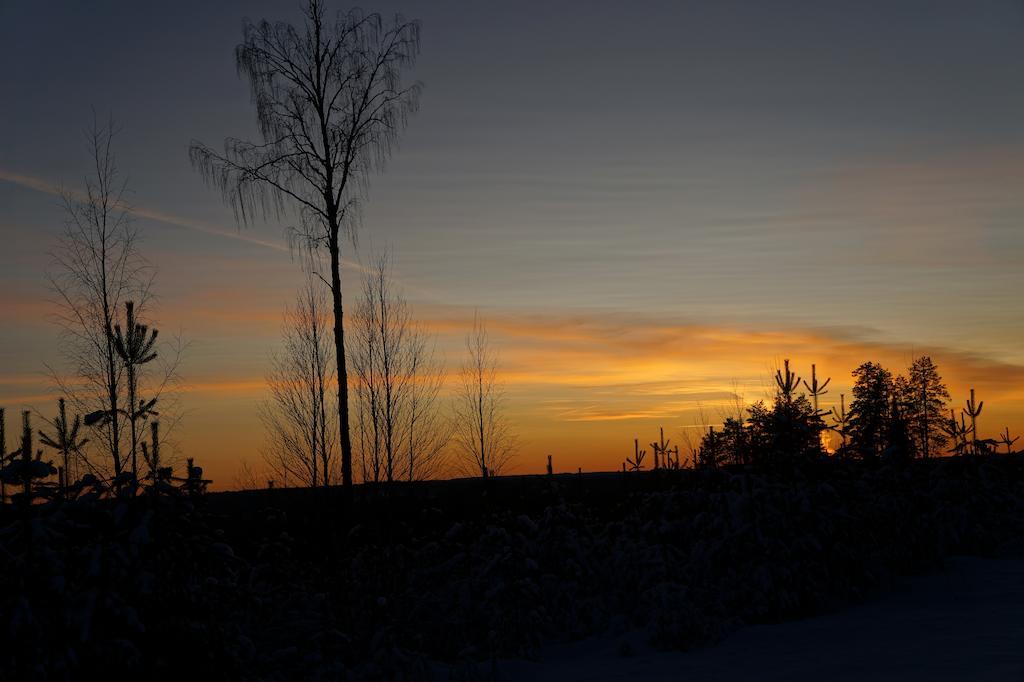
[496,555,1024,681]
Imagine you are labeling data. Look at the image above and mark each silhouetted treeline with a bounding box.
[694,356,1009,469]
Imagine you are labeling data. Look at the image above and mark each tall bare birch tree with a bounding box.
[189,0,422,496]
[453,316,516,478]
[350,254,448,483]
[260,275,337,487]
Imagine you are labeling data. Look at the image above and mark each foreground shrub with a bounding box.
[3,456,1024,679]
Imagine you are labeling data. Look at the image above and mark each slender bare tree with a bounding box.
[350,253,449,482]
[233,459,267,491]
[189,0,422,496]
[452,315,517,478]
[48,117,154,478]
[402,331,450,481]
[259,274,337,488]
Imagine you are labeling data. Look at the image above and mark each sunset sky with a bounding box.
[2,1,1024,486]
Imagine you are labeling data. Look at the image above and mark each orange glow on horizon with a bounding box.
[4,308,1024,490]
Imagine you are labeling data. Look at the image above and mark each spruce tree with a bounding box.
[898,356,950,458]
[848,362,893,461]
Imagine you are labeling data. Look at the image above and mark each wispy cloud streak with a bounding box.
[0,167,290,252]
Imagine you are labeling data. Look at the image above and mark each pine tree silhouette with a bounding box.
[111,300,159,478]
[802,363,831,417]
[38,398,89,497]
[899,357,949,458]
[848,362,893,461]
[963,388,984,456]
[0,412,57,509]
[774,359,801,404]
[650,427,671,470]
[627,438,647,471]
[140,421,171,489]
[939,409,971,456]
[802,364,831,450]
[997,427,1019,455]
[830,393,851,455]
[883,393,914,462]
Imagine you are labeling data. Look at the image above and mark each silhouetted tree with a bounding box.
[696,426,727,469]
[695,379,824,469]
[802,363,831,418]
[650,427,672,470]
[181,457,210,497]
[233,459,265,491]
[963,388,984,455]
[998,427,1019,455]
[883,393,914,462]
[626,438,647,471]
[747,394,825,466]
[695,416,747,467]
[260,276,337,488]
[0,412,58,509]
[189,0,422,496]
[897,356,949,458]
[350,254,450,483]
[725,360,825,466]
[453,316,516,478]
[140,421,170,489]
[38,398,89,496]
[111,301,159,476]
[774,359,802,405]
[718,416,749,465]
[49,117,153,478]
[940,408,972,456]
[848,362,894,461]
[830,393,851,456]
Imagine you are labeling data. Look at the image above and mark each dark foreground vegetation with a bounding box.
[3,456,1024,680]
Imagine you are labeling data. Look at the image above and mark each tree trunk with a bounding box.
[128,363,138,477]
[103,313,122,476]
[329,235,353,498]
[921,380,929,459]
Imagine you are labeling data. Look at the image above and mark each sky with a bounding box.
[2,1,1023,487]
